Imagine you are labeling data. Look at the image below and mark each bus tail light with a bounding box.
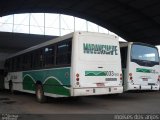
[129,73,132,76]
[76,73,80,86]
[76,78,79,81]
[120,73,123,80]
[76,73,79,78]
[129,73,133,80]
[158,75,160,81]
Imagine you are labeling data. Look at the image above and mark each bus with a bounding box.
[4,32,123,102]
[120,42,160,91]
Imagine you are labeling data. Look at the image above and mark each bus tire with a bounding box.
[36,84,46,103]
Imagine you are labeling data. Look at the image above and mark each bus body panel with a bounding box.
[5,67,72,97]
[4,31,123,98]
[72,32,123,96]
[128,62,159,90]
[5,72,23,91]
[121,42,160,91]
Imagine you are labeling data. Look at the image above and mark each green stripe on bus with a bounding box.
[23,75,36,91]
[43,78,70,96]
[136,68,151,73]
[23,67,71,96]
[85,71,106,76]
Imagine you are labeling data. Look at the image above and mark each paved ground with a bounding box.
[0,90,160,120]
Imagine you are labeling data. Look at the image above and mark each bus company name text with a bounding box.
[83,43,118,55]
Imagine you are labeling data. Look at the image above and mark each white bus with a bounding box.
[120,42,160,91]
[4,32,123,102]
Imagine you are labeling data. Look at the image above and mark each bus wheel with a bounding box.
[36,84,46,103]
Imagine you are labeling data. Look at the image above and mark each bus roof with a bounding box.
[6,31,117,59]
[120,42,156,48]
[6,32,74,59]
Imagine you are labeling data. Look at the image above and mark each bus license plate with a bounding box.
[96,83,105,87]
[142,78,148,81]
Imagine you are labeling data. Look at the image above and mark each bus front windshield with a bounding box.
[131,44,159,66]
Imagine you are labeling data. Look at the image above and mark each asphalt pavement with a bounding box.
[0,90,160,120]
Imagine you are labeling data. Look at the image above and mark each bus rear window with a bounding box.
[131,44,159,66]
[131,44,159,62]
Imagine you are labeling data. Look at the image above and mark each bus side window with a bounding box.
[12,58,17,72]
[56,39,72,66]
[120,47,128,68]
[4,60,9,76]
[44,45,55,68]
[8,59,12,72]
[67,41,72,64]
[16,56,21,71]
[4,60,9,71]
[32,49,43,69]
[20,55,23,71]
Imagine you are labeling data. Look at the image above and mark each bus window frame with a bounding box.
[130,43,159,67]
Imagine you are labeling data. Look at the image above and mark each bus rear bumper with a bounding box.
[140,85,159,90]
[127,83,159,90]
[151,85,159,90]
[140,85,151,90]
[73,86,123,96]
[126,84,140,91]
